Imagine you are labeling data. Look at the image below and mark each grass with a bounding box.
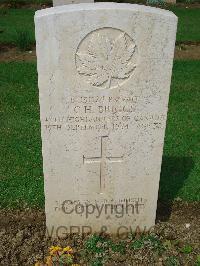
[0,8,35,45]
[0,60,199,208]
[14,29,32,51]
[159,60,200,201]
[0,7,200,46]
[170,7,200,43]
[0,0,52,5]
[0,62,44,207]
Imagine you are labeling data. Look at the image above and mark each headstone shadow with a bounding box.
[156,156,194,222]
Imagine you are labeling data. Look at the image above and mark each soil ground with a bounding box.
[0,201,199,265]
[1,44,200,62]
[0,45,36,62]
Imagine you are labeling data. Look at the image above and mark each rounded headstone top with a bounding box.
[35,2,177,21]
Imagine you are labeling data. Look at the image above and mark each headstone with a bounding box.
[35,3,177,237]
[164,0,176,4]
[53,0,93,7]
[147,0,176,5]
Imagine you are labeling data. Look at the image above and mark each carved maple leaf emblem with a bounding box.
[76,32,136,89]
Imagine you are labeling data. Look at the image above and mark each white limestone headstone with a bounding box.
[147,0,176,5]
[53,0,93,6]
[35,3,177,237]
[165,0,176,4]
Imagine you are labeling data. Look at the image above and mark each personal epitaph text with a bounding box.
[35,3,177,236]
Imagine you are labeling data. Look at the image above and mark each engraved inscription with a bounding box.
[75,28,137,89]
[83,136,123,194]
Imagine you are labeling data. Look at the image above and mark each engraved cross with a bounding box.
[83,136,123,193]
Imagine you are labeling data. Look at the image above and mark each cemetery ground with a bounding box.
[0,3,200,266]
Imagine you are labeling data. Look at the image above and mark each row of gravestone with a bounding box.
[35,2,177,237]
[53,0,176,6]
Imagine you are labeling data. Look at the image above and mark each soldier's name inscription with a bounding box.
[44,95,166,132]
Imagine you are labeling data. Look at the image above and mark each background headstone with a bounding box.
[165,0,176,4]
[35,3,177,236]
[53,0,93,6]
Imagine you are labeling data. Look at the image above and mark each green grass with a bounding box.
[0,60,199,208]
[0,8,35,45]
[0,62,44,208]
[170,7,200,42]
[0,0,52,4]
[159,60,200,201]
[0,7,200,45]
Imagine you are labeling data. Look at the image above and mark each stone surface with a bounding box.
[35,3,177,236]
[53,0,93,6]
[164,0,176,4]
